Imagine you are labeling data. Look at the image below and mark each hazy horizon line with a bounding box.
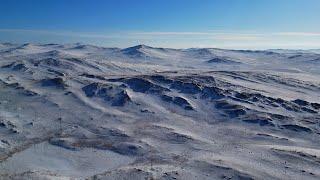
[1,28,320,50]
[2,41,320,51]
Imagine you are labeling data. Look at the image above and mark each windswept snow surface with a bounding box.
[0,43,320,180]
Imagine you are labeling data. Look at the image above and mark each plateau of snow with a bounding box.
[0,43,319,179]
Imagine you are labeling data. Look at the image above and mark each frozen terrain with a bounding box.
[0,43,319,180]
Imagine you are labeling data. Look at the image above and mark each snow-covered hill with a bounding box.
[0,43,319,180]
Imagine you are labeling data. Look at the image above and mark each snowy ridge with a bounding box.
[0,43,319,179]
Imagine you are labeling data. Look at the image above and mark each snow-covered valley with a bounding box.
[0,43,319,179]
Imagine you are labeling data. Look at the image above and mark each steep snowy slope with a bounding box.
[0,43,319,180]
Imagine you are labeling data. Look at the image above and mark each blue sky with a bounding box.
[0,0,320,49]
